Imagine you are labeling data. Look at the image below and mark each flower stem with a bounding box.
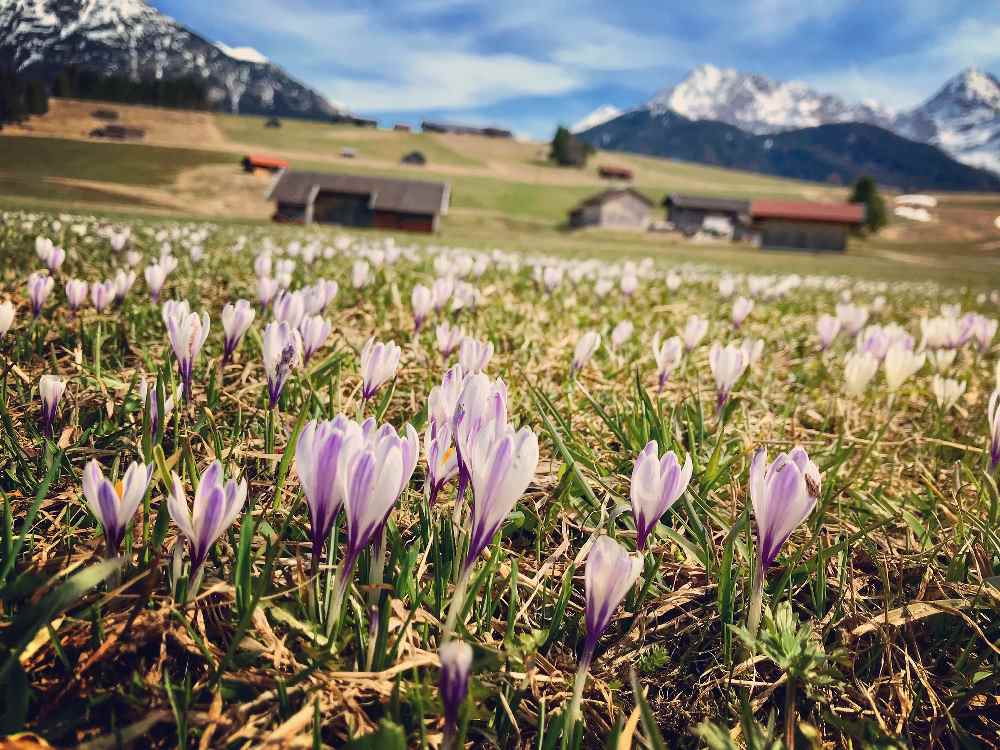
[747,563,764,641]
[442,565,471,641]
[784,674,797,749]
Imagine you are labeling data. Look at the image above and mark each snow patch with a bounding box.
[215,42,268,65]
[571,105,623,133]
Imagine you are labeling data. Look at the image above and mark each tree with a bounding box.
[549,125,593,168]
[25,79,48,116]
[849,176,887,233]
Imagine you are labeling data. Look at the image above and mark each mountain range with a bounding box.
[576,64,1000,188]
[0,0,337,119]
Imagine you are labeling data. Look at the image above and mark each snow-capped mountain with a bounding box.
[649,64,896,134]
[898,68,1000,174]
[571,105,624,133]
[0,0,339,119]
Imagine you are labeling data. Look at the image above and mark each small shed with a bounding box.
[598,165,633,181]
[401,151,427,166]
[267,170,450,233]
[393,123,412,132]
[242,154,289,174]
[664,194,751,237]
[568,188,653,231]
[750,200,865,252]
[265,117,282,128]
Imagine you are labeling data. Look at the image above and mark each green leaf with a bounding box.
[629,667,668,750]
[343,719,407,750]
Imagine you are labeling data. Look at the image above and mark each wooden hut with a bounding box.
[664,194,751,238]
[750,200,865,251]
[568,188,653,231]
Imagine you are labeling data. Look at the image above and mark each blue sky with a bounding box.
[155,0,1000,138]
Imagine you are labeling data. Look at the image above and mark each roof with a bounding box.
[664,194,750,213]
[572,188,654,211]
[751,199,865,225]
[245,155,289,170]
[267,170,450,216]
[598,165,633,177]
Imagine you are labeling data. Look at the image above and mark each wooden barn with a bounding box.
[598,165,633,181]
[750,200,866,251]
[664,194,751,238]
[267,170,450,233]
[421,121,514,138]
[242,154,289,174]
[568,188,653,231]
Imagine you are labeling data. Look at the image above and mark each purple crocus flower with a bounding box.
[39,374,66,437]
[43,245,66,273]
[816,314,840,351]
[731,296,754,328]
[571,331,601,376]
[629,441,693,550]
[359,337,401,401]
[436,322,464,359]
[988,389,1000,473]
[682,315,708,352]
[439,640,473,743]
[452,373,508,504]
[708,342,747,410]
[747,446,820,637]
[581,535,643,669]
[90,280,116,313]
[65,278,88,312]
[262,321,302,409]
[298,314,331,365]
[0,300,15,339]
[412,284,433,331]
[167,461,247,575]
[257,276,280,307]
[295,416,364,571]
[163,300,210,399]
[137,376,176,437]
[82,459,153,556]
[273,290,305,329]
[651,333,682,393]
[458,337,493,374]
[27,271,54,318]
[432,276,454,312]
[113,269,136,304]
[221,299,256,364]
[144,263,168,302]
[424,421,458,507]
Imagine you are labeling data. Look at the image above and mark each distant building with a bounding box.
[265,117,282,128]
[340,147,357,158]
[89,124,144,140]
[568,188,653,231]
[598,165,633,181]
[750,199,865,251]
[421,121,513,138]
[330,113,378,128]
[267,170,450,233]
[664,194,751,239]
[393,123,412,132]
[242,154,289,174]
[401,151,427,166]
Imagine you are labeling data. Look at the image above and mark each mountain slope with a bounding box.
[0,0,338,119]
[578,110,1000,191]
[571,105,623,133]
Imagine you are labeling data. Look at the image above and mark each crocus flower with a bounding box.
[254,252,272,278]
[458,337,493,374]
[571,331,601,375]
[594,278,614,298]
[296,416,364,571]
[932,375,966,413]
[425,421,459,507]
[113,269,136,304]
[620,273,638,297]
[144,263,168,302]
[90,280,115,313]
[35,236,53,262]
[167,461,247,575]
[884,344,925,392]
[439,640,473,745]
[257,276,280,307]
[428,364,466,429]
[843,351,878,397]
[273,290,305,330]
[352,260,371,289]
[82,459,152,556]
[433,276,454,312]
[718,276,736,298]
[39,374,66,437]
[359,337,401,401]
[817,314,840,351]
[412,284,433,331]
[610,320,634,351]
[44,245,65,272]
[708,342,747,409]
[682,315,708,352]
[163,301,210,399]
[0,300,15,338]
[740,337,764,367]
[651,333,682,392]
[630,441,693,550]
[747,446,820,636]
[968,314,997,353]
[27,272,54,318]
[731,296,754,328]
[65,279,88,312]
[126,250,142,267]
[836,303,869,336]
[221,299,256,363]
[452,373,508,502]
[989,389,1000,473]
[262,321,303,408]
[137,376,176,436]
[299,314,331,365]
[581,536,642,667]
[437,322,464,358]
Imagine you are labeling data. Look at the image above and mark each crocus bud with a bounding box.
[425,421,459,507]
[610,320,633,352]
[433,276,455,312]
[582,536,642,668]
[740,337,764,366]
[884,344,925,392]
[436,322,464,359]
[257,276,280,307]
[428,364,466,429]
[932,375,965,413]
[273,290,305,330]
[144,263,168,302]
[262,321,303,408]
[651,333,682,392]
[843,351,878,397]
[167,461,247,575]
[571,331,601,375]
[299,314,331,365]
[458,337,493,374]
[352,260,371,289]
[731,296,754,328]
[816,314,840,351]
[221,299,256,363]
[0,300,15,338]
[836,303,869,336]
[989,389,1000,473]
[630,441,693,550]
[412,284,433,331]
[708,342,747,409]
[968,314,997,353]
[44,245,66,272]
[718,276,735,298]
[137,376,175,436]
[90,280,115,313]
[682,315,708,352]
[39,374,66,436]
[360,337,401,401]
[82,459,152,555]
[439,640,473,735]
[113,269,136,304]
[163,300,210,399]
[65,279,88,312]
[27,271,54,318]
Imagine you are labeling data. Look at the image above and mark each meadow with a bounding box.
[1,206,999,749]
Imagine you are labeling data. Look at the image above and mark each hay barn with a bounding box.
[750,200,866,251]
[568,188,653,231]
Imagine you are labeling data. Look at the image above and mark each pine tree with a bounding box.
[549,126,592,168]
[849,176,887,233]
[25,79,48,116]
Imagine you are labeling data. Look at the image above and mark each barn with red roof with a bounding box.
[750,199,866,251]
